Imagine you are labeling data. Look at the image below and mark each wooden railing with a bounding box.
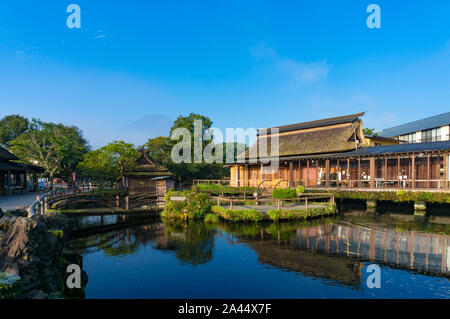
[193,179,230,186]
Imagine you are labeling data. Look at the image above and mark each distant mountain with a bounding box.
[118,114,172,146]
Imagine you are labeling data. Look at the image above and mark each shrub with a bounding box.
[195,183,259,196]
[204,213,219,223]
[296,185,306,195]
[211,206,265,222]
[162,189,212,219]
[186,192,212,219]
[272,188,297,199]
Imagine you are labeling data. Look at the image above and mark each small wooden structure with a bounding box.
[0,145,44,196]
[124,148,174,196]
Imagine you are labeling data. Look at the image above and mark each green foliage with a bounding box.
[48,229,64,239]
[77,141,140,184]
[90,188,127,197]
[0,273,22,299]
[267,206,336,221]
[0,114,29,147]
[211,205,336,223]
[272,188,297,199]
[204,213,219,223]
[211,206,266,222]
[162,189,212,220]
[331,190,450,204]
[145,136,172,166]
[363,128,379,136]
[194,183,258,196]
[9,119,88,184]
[296,185,306,195]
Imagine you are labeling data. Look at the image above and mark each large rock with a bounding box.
[0,214,19,232]
[0,216,67,297]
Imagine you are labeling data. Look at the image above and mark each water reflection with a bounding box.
[69,210,450,297]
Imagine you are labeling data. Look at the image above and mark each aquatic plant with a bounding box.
[204,213,219,223]
[272,188,297,199]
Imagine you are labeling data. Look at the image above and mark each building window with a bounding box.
[421,127,441,142]
[399,132,416,143]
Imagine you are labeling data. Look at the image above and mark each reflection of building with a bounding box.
[230,112,450,190]
[380,112,450,143]
[291,221,449,276]
[124,148,174,196]
[248,241,363,287]
[0,145,44,196]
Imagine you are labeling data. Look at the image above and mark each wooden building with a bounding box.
[124,148,174,196]
[230,112,450,190]
[0,145,44,196]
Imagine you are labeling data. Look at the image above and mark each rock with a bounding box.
[0,216,64,296]
[28,290,48,299]
[6,209,28,217]
[0,214,19,232]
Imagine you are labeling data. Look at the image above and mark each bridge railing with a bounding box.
[28,187,78,216]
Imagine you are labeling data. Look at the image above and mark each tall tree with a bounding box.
[0,114,29,146]
[145,136,172,165]
[9,119,89,187]
[77,141,140,185]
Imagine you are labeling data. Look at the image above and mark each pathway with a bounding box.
[0,192,46,211]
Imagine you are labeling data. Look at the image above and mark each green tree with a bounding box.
[363,128,379,136]
[167,113,227,184]
[9,119,89,187]
[77,141,140,185]
[0,114,29,146]
[145,136,172,165]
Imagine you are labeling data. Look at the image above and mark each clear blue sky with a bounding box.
[1,1,449,148]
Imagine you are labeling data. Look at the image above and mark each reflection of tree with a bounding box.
[163,221,216,265]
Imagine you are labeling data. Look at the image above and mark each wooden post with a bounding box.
[336,159,340,187]
[116,195,120,208]
[298,160,302,185]
[125,196,130,210]
[384,157,388,187]
[398,155,401,188]
[305,197,308,209]
[236,165,240,187]
[427,154,431,189]
[325,159,330,188]
[7,170,12,196]
[445,152,449,189]
[306,159,310,187]
[347,158,350,187]
[411,154,416,189]
[370,157,375,188]
[289,161,293,187]
[357,158,361,187]
[277,200,281,210]
[315,160,319,185]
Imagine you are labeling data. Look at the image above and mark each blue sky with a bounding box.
[0,1,449,148]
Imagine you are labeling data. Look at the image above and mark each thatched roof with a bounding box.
[239,115,367,161]
[261,111,366,134]
[124,148,172,176]
[0,146,18,161]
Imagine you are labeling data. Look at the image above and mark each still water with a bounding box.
[69,210,450,299]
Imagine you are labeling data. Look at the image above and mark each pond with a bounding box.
[68,209,450,299]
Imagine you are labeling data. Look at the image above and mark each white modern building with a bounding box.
[379,112,450,143]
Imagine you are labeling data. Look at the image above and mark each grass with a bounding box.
[204,213,219,223]
[211,205,336,223]
[211,206,266,222]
